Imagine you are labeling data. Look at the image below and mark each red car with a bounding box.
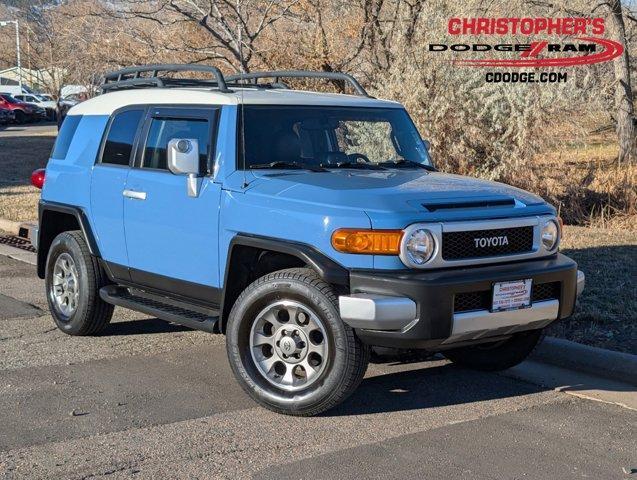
[0,93,39,123]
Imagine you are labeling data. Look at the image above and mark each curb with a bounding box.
[532,337,637,386]
[0,243,37,265]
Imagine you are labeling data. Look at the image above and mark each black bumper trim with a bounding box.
[349,253,578,349]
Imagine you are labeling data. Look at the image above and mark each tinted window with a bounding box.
[241,106,430,169]
[51,115,82,159]
[101,110,144,166]
[0,94,19,104]
[143,117,209,170]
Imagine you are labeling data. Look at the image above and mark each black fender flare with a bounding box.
[219,233,350,329]
[37,201,100,278]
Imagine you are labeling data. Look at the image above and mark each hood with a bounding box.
[245,169,547,215]
[239,169,554,227]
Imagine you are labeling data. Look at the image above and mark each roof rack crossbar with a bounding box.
[102,64,231,93]
[102,77,165,92]
[225,70,370,97]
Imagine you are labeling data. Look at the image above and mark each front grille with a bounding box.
[532,281,560,302]
[442,226,534,260]
[454,290,491,313]
[454,281,561,313]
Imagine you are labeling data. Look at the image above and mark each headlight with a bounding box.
[541,219,560,251]
[402,228,435,266]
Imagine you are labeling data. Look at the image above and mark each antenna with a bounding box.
[237,1,248,189]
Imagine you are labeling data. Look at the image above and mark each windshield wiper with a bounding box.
[319,161,386,170]
[378,159,437,171]
[250,161,326,172]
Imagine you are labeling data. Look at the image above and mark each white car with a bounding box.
[14,94,56,120]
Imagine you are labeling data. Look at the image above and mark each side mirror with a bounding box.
[167,138,201,198]
[422,139,431,151]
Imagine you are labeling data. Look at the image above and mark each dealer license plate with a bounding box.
[492,279,532,312]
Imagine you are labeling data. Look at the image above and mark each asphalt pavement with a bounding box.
[0,252,635,479]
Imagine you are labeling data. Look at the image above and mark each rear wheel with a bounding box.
[226,268,369,416]
[443,329,544,371]
[45,231,113,335]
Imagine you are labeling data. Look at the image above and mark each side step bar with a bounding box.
[99,285,220,333]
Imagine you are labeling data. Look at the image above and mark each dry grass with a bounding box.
[0,185,40,221]
[504,128,637,230]
[548,226,637,354]
[0,125,55,222]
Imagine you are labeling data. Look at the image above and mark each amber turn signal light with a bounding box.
[331,229,403,255]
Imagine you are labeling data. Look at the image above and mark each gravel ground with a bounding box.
[0,254,223,372]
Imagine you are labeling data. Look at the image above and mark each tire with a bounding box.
[443,329,544,371]
[14,110,25,124]
[45,231,113,335]
[226,268,370,416]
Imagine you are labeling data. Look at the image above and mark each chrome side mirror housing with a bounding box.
[167,138,201,198]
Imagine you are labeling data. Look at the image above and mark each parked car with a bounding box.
[32,65,585,416]
[56,93,85,129]
[0,106,15,124]
[0,93,42,123]
[14,93,57,120]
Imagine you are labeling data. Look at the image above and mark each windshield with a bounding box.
[241,106,431,170]
[1,94,19,104]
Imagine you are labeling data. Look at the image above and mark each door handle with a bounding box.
[123,189,147,200]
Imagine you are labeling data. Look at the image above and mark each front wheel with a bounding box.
[443,329,544,371]
[226,268,369,416]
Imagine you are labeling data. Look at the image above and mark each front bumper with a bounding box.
[339,253,580,350]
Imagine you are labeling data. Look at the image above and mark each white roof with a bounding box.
[69,87,402,116]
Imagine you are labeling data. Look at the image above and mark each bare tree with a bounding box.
[531,0,636,164]
[108,0,300,73]
[606,0,636,164]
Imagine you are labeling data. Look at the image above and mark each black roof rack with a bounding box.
[101,64,231,93]
[225,70,371,98]
[101,65,371,98]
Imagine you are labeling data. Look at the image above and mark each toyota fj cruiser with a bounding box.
[32,65,585,416]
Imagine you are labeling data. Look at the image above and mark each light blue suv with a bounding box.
[33,65,584,415]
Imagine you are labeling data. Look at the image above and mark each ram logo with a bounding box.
[474,236,509,248]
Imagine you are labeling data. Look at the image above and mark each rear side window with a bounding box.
[101,109,144,166]
[142,117,210,170]
[51,115,82,159]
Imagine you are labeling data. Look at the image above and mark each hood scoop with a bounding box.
[421,197,516,212]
